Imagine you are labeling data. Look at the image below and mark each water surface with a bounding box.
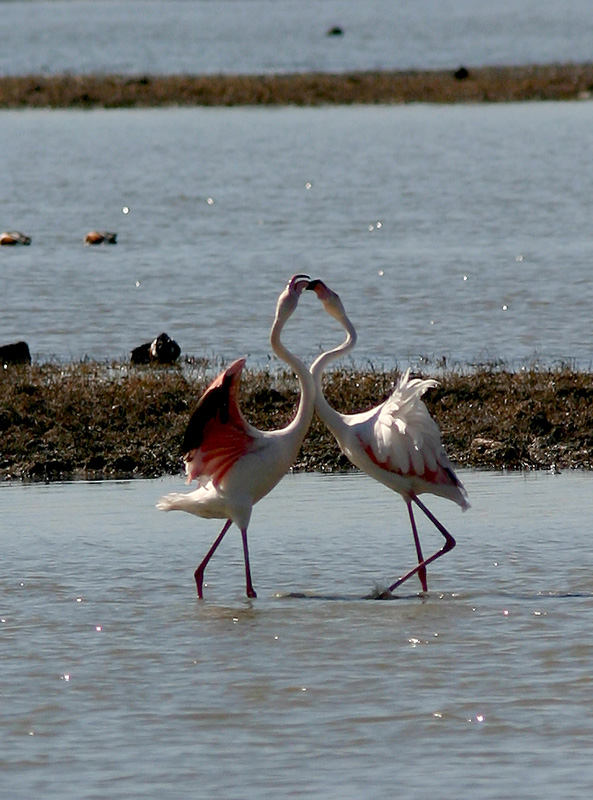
[2,102,593,367]
[2,0,593,76]
[2,471,593,798]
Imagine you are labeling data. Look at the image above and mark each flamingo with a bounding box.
[157,274,315,599]
[307,279,469,594]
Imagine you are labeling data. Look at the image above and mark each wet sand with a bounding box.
[1,63,593,107]
[1,361,591,481]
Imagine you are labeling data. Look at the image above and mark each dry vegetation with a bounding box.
[1,63,593,108]
[1,360,592,482]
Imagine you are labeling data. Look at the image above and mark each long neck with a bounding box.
[310,312,357,434]
[270,313,316,447]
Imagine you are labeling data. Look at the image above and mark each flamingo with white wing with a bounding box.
[307,278,468,594]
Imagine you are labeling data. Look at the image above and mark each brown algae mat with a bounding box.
[2,63,593,108]
[1,360,592,481]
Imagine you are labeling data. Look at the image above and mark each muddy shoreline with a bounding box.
[1,361,592,482]
[2,63,593,107]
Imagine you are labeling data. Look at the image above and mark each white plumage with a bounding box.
[157,275,315,599]
[307,279,468,594]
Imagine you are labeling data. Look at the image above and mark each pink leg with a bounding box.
[241,529,257,598]
[407,500,428,592]
[194,519,233,599]
[388,495,456,594]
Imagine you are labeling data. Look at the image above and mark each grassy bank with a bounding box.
[1,360,592,481]
[1,63,593,108]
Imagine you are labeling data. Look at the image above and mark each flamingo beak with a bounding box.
[305,278,337,302]
[288,273,312,295]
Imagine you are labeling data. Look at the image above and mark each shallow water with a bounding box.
[2,0,593,76]
[2,102,593,368]
[3,470,593,798]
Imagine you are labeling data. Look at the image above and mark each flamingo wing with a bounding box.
[360,370,467,502]
[182,358,257,486]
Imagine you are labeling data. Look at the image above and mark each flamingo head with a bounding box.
[274,273,311,323]
[306,278,348,323]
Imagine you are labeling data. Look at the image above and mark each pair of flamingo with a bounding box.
[157,274,469,598]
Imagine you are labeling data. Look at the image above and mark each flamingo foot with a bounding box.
[377,589,395,600]
[387,496,456,594]
[417,564,428,593]
[194,568,205,599]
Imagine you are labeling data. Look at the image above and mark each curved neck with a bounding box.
[310,313,357,432]
[270,313,315,441]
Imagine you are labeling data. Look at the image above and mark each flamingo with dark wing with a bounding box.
[157,275,315,599]
[307,279,469,594]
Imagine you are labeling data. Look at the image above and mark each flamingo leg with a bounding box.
[387,495,456,594]
[240,529,257,599]
[194,519,233,599]
[407,500,428,592]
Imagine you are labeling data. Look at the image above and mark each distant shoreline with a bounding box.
[1,63,593,107]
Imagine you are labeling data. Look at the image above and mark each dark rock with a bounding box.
[454,66,470,80]
[29,459,73,479]
[0,341,31,365]
[130,342,152,365]
[111,455,136,473]
[86,455,107,471]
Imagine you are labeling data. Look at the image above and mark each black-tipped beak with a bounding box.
[288,273,312,290]
[306,279,322,291]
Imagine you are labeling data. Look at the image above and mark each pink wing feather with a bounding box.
[182,358,257,486]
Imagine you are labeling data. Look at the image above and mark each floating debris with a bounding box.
[0,231,31,245]
[84,231,117,245]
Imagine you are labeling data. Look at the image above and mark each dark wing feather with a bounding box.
[181,358,257,486]
[182,368,234,454]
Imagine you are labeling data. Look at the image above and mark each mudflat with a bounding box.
[1,361,590,481]
[1,63,593,108]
